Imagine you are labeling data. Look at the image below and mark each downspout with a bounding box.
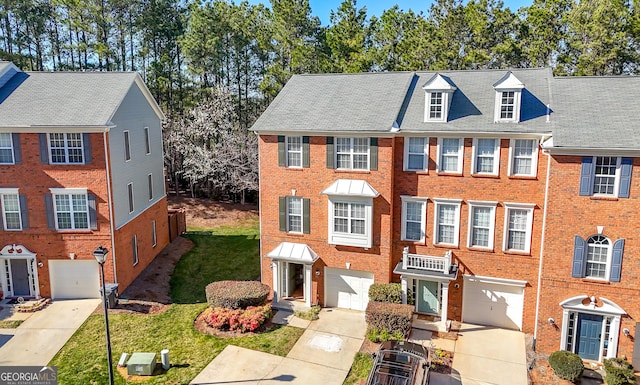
[104,131,117,283]
[533,143,551,351]
[257,132,263,293]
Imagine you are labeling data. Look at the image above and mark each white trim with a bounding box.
[433,198,462,246]
[584,234,613,280]
[49,188,87,195]
[471,138,500,176]
[403,137,429,172]
[144,126,151,155]
[334,137,370,171]
[285,135,303,168]
[502,203,535,253]
[148,173,153,201]
[467,201,497,249]
[327,196,373,248]
[508,139,539,177]
[286,196,304,234]
[123,130,131,162]
[463,274,528,287]
[401,196,428,242]
[127,182,134,214]
[0,192,22,231]
[425,91,448,122]
[436,137,463,174]
[48,132,86,165]
[592,156,622,198]
[0,132,15,164]
[50,189,90,230]
[494,90,522,123]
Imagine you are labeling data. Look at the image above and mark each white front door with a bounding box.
[325,267,374,311]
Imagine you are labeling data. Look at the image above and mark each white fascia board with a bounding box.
[463,274,528,287]
[253,129,397,138]
[0,125,113,133]
[543,146,640,157]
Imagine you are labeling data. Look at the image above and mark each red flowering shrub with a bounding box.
[205,304,272,333]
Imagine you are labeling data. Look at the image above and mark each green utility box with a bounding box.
[127,352,157,376]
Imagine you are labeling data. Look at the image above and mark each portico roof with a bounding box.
[265,242,319,263]
[321,179,379,198]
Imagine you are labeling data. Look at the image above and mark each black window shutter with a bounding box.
[19,194,28,229]
[610,238,624,282]
[326,137,334,169]
[303,198,310,234]
[579,157,593,196]
[277,136,285,166]
[571,235,586,278]
[39,133,49,164]
[302,136,310,168]
[279,197,287,231]
[83,133,92,164]
[44,194,55,229]
[88,194,97,230]
[12,133,21,164]
[370,137,378,171]
[619,158,632,198]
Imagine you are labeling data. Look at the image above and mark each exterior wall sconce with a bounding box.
[37,261,43,268]
[315,269,320,276]
[548,318,555,325]
[623,328,630,336]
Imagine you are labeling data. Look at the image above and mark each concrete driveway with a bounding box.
[0,299,100,366]
[190,308,366,385]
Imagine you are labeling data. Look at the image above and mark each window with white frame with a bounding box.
[336,137,369,170]
[593,156,620,196]
[49,133,84,164]
[52,190,89,230]
[509,139,538,177]
[401,196,427,242]
[503,203,534,253]
[328,197,372,248]
[124,131,131,161]
[500,91,515,120]
[0,133,15,164]
[127,183,134,213]
[287,197,303,233]
[433,199,461,246]
[473,138,499,175]
[437,138,463,173]
[404,137,429,171]
[586,235,610,279]
[467,201,497,249]
[151,220,157,247]
[286,136,303,168]
[0,189,21,230]
[144,127,151,155]
[429,92,443,120]
[132,234,138,265]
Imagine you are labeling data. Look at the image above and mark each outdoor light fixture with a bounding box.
[315,269,320,276]
[93,245,114,385]
[548,318,555,325]
[623,328,630,336]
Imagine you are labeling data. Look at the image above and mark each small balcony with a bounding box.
[401,247,452,275]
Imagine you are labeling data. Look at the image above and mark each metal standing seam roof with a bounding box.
[321,179,380,197]
[265,242,319,263]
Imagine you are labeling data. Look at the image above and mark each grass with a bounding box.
[50,218,305,384]
[343,352,373,385]
[0,319,23,328]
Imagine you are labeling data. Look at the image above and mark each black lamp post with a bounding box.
[93,245,114,385]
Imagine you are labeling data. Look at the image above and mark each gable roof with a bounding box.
[251,72,415,133]
[0,65,164,130]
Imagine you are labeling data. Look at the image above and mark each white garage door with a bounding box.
[49,260,100,299]
[462,276,524,330]
[325,268,374,311]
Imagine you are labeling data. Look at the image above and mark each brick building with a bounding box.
[252,68,640,364]
[0,62,169,300]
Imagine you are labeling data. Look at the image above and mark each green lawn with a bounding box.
[343,352,373,385]
[50,218,304,384]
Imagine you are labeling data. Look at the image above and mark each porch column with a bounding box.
[440,282,449,331]
[401,276,408,305]
[271,261,279,303]
[304,264,312,307]
[560,309,570,351]
[608,316,621,359]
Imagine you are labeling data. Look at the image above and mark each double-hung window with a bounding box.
[437,138,463,173]
[433,199,461,246]
[336,137,369,170]
[500,91,515,120]
[401,196,427,242]
[429,92,443,120]
[279,196,310,234]
[404,137,429,172]
[286,136,303,168]
[472,138,499,175]
[593,157,619,195]
[0,133,15,164]
[287,197,303,233]
[52,190,89,230]
[509,139,538,177]
[49,133,84,164]
[0,189,24,231]
[572,234,624,282]
[503,203,534,253]
[579,156,632,198]
[467,201,497,249]
[327,197,373,248]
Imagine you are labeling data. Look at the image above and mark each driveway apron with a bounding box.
[190,308,366,385]
[0,299,100,366]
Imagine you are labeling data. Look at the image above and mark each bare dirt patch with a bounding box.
[167,195,258,229]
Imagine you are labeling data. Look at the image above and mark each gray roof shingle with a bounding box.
[0,69,140,128]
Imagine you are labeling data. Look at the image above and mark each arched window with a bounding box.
[586,235,611,279]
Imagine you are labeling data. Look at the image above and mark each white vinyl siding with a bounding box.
[0,133,15,164]
[401,196,427,242]
[286,136,303,168]
[467,201,497,249]
[509,139,538,177]
[437,138,463,174]
[404,137,429,171]
[503,203,534,253]
[49,133,84,164]
[472,138,500,175]
[336,137,369,170]
[433,199,461,246]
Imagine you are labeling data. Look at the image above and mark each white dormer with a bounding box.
[493,71,524,123]
[423,74,457,122]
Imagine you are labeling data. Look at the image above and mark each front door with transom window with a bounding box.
[577,313,603,360]
[417,280,439,314]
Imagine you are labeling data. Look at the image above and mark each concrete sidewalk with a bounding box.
[0,299,100,366]
[190,308,366,385]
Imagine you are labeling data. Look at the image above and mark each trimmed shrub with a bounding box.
[205,280,270,309]
[603,358,635,385]
[365,301,413,341]
[295,305,321,321]
[548,350,584,382]
[369,283,404,303]
[206,304,272,332]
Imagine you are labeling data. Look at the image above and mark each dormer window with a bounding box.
[493,72,524,123]
[423,74,456,122]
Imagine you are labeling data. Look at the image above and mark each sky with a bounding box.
[247,0,533,25]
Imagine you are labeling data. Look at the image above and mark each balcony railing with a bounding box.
[402,247,452,274]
